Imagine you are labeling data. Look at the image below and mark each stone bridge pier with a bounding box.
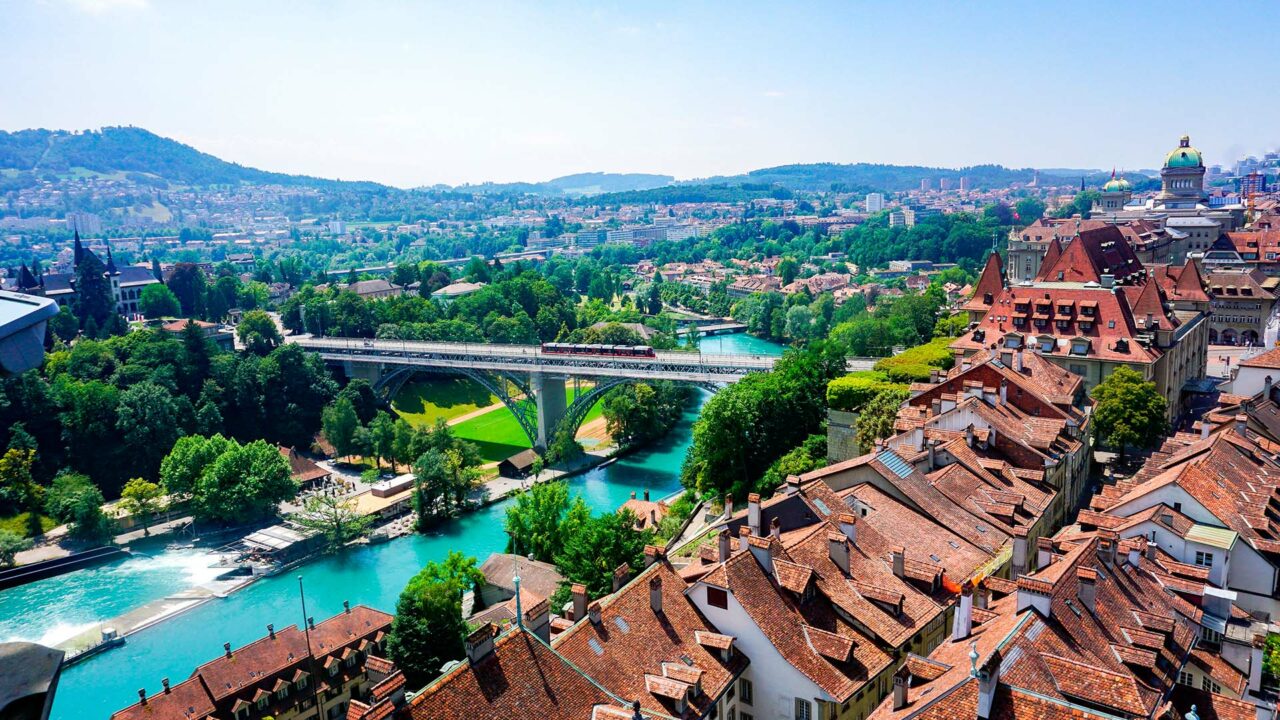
[344,359,384,387]
[531,373,566,450]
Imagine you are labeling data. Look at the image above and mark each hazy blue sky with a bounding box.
[2,1,1276,187]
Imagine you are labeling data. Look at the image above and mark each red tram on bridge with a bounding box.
[540,342,657,358]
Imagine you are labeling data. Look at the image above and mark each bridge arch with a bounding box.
[374,365,540,448]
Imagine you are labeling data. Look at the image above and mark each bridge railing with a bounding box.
[293,336,779,371]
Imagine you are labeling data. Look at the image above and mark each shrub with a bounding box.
[826,371,908,412]
[874,336,954,383]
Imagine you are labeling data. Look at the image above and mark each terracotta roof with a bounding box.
[1035,226,1144,285]
[409,627,622,720]
[552,562,747,717]
[279,446,330,484]
[962,253,1005,313]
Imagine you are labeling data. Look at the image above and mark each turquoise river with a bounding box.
[0,332,784,720]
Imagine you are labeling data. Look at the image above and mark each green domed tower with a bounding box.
[1156,135,1207,207]
[1095,170,1133,214]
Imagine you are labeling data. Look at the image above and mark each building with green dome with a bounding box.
[1156,134,1208,208]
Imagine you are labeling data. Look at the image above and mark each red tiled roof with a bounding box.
[409,627,621,720]
[962,253,1005,313]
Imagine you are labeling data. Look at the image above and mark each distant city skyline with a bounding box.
[2,0,1279,188]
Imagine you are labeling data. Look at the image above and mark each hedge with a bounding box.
[826,371,908,412]
[873,336,954,383]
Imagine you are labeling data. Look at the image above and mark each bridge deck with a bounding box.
[293,337,779,382]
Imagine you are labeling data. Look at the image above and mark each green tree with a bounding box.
[1014,197,1046,224]
[777,257,800,285]
[853,388,910,453]
[73,251,116,335]
[1091,366,1167,458]
[167,264,207,317]
[411,448,449,527]
[48,305,79,343]
[237,310,283,355]
[139,284,181,318]
[368,411,397,471]
[120,477,166,536]
[116,381,183,481]
[190,440,295,523]
[0,529,31,568]
[292,494,371,550]
[385,552,484,687]
[504,480,572,561]
[160,433,234,497]
[321,397,362,461]
[0,448,39,517]
[555,506,648,599]
[45,472,113,542]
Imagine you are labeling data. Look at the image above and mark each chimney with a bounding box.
[643,489,650,501]
[1076,567,1097,613]
[1011,528,1028,577]
[952,582,974,640]
[267,624,275,640]
[1236,414,1248,437]
[929,369,940,383]
[717,529,731,562]
[464,624,496,663]
[723,494,734,519]
[307,617,315,630]
[650,576,663,614]
[612,563,630,593]
[649,508,657,527]
[1098,531,1119,565]
[525,598,552,643]
[1012,351,1022,372]
[1267,375,1274,400]
[161,678,170,694]
[343,600,351,614]
[828,532,850,575]
[1036,537,1054,570]
[976,650,1000,720]
[1250,635,1266,694]
[747,493,762,535]
[571,583,588,621]
[1200,421,1211,439]
[927,439,938,470]
[965,424,975,448]
[1145,536,1158,560]
[631,491,637,500]
[784,475,802,495]
[891,546,905,578]
[138,690,147,706]
[893,670,909,710]
[223,642,232,658]
[998,379,1008,405]
[738,525,751,551]
[770,517,781,540]
[975,582,991,610]
[1016,577,1052,616]
[1126,541,1142,567]
[644,544,663,568]
[838,513,858,545]
[588,601,602,625]
[931,398,942,416]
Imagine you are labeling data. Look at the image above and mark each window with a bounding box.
[795,698,812,720]
[1202,676,1220,693]
[257,696,269,710]
[277,686,289,701]
[707,587,728,609]
[739,679,753,706]
[297,676,308,690]
[729,710,737,720]
[1194,551,1214,568]
[742,715,754,720]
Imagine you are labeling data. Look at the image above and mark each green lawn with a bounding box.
[0,512,58,538]
[392,377,498,427]
[447,386,606,463]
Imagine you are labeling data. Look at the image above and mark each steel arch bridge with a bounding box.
[292,336,875,451]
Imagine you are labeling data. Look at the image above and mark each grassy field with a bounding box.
[0,512,58,538]
[392,377,498,426]
[444,386,606,463]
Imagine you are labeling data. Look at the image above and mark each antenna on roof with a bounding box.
[298,576,323,712]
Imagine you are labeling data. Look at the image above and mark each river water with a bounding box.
[0,333,784,720]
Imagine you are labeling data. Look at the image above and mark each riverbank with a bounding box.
[20,333,786,720]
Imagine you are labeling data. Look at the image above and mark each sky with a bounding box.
[2,0,1278,188]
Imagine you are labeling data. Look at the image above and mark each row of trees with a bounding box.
[0,325,336,501]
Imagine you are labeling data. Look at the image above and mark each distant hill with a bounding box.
[459,171,674,197]
[0,126,388,191]
[683,162,1091,193]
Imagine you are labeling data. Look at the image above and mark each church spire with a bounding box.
[105,242,119,276]
[17,262,39,291]
[73,230,84,266]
